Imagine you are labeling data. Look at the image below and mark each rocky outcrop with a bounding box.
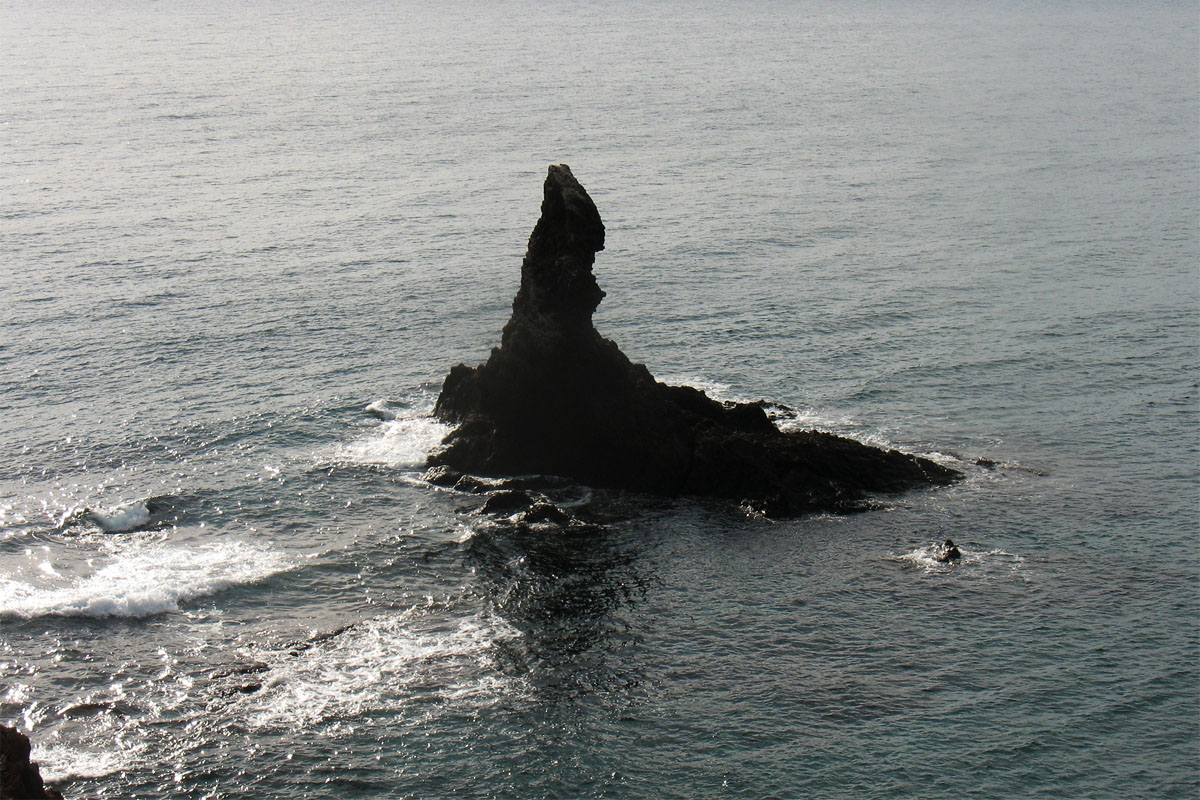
[429,164,958,516]
[1,726,64,800]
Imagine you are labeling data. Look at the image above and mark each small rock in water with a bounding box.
[480,490,536,515]
[521,502,573,526]
[453,475,491,494]
[935,539,962,563]
[421,465,463,487]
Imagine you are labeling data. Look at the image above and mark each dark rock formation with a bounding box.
[429,164,958,516]
[521,502,573,527]
[1,726,64,800]
[480,490,536,515]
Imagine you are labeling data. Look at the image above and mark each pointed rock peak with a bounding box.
[431,166,960,516]
[507,164,606,335]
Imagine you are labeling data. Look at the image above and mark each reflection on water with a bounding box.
[466,508,651,702]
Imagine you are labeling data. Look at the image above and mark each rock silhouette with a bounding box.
[0,726,64,800]
[429,165,958,516]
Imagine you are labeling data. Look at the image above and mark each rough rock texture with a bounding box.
[430,164,958,516]
[1,726,64,800]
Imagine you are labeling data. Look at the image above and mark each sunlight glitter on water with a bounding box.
[323,410,454,470]
[242,606,522,730]
[0,539,295,619]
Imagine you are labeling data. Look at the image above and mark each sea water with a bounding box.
[2,1,1196,797]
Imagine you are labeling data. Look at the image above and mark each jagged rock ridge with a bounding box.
[429,164,958,516]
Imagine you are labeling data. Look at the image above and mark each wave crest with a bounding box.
[0,540,293,619]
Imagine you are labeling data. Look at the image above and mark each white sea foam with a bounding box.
[35,743,134,782]
[894,544,1024,574]
[85,501,152,532]
[895,544,961,570]
[0,540,293,619]
[921,451,971,468]
[774,407,865,434]
[328,411,453,469]
[658,373,735,400]
[245,607,519,729]
[657,374,865,436]
[364,398,399,420]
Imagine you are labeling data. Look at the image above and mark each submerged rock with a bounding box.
[0,726,64,800]
[429,164,958,516]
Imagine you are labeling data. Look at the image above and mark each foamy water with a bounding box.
[35,743,139,784]
[325,410,453,470]
[245,608,521,730]
[892,543,1026,576]
[0,539,294,619]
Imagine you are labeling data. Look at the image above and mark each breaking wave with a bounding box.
[0,539,294,619]
[324,405,453,469]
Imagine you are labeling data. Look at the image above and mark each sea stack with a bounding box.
[429,165,958,515]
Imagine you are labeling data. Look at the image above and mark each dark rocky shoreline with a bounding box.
[428,165,958,516]
[1,726,64,800]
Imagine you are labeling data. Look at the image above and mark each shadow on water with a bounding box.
[463,510,652,703]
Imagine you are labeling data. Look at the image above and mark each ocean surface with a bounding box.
[2,1,1197,797]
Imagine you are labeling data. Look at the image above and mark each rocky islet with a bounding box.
[428,164,958,515]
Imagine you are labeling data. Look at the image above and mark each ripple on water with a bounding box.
[238,603,523,731]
